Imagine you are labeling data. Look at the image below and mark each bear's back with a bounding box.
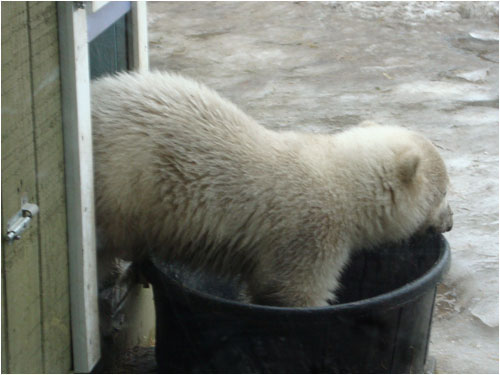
[91,72,266,148]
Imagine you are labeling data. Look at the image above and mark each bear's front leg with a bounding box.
[245,267,338,308]
[244,244,350,308]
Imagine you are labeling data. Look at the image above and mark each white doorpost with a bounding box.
[58,2,100,373]
[58,2,149,372]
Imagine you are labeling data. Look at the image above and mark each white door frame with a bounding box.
[57,2,148,372]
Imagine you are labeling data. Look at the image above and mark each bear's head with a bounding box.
[342,123,453,245]
[391,131,453,236]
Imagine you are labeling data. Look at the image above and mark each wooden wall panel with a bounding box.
[27,2,72,372]
[1,2,72,372]
[1,2,44,372]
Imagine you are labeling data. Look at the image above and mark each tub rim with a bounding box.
[145,234,451,316]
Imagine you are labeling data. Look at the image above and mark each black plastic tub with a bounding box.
[141,233,451,373]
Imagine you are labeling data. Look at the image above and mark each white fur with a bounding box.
[92,71,452,307]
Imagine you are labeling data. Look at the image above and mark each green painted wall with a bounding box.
[89,13,129,80]
[1,2,72,373]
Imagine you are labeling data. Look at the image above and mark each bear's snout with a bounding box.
[444,204,453,232]
[435,203,453,233]
[443,222,453,233]
[445,217,453,232]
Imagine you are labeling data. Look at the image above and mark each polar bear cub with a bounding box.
[92,71,453,307]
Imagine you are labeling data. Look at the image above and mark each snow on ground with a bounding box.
[148,2,498,373]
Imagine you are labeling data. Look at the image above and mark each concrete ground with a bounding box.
[145,2,498,373]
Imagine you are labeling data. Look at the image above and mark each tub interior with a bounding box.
[336,233,442,303]
[152,233,443,306]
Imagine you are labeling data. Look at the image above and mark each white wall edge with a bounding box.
[130,1,149,73]
[57,3,100,373]
[86,1,109,14]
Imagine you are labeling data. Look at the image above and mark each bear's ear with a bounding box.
[397,150,420,183]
